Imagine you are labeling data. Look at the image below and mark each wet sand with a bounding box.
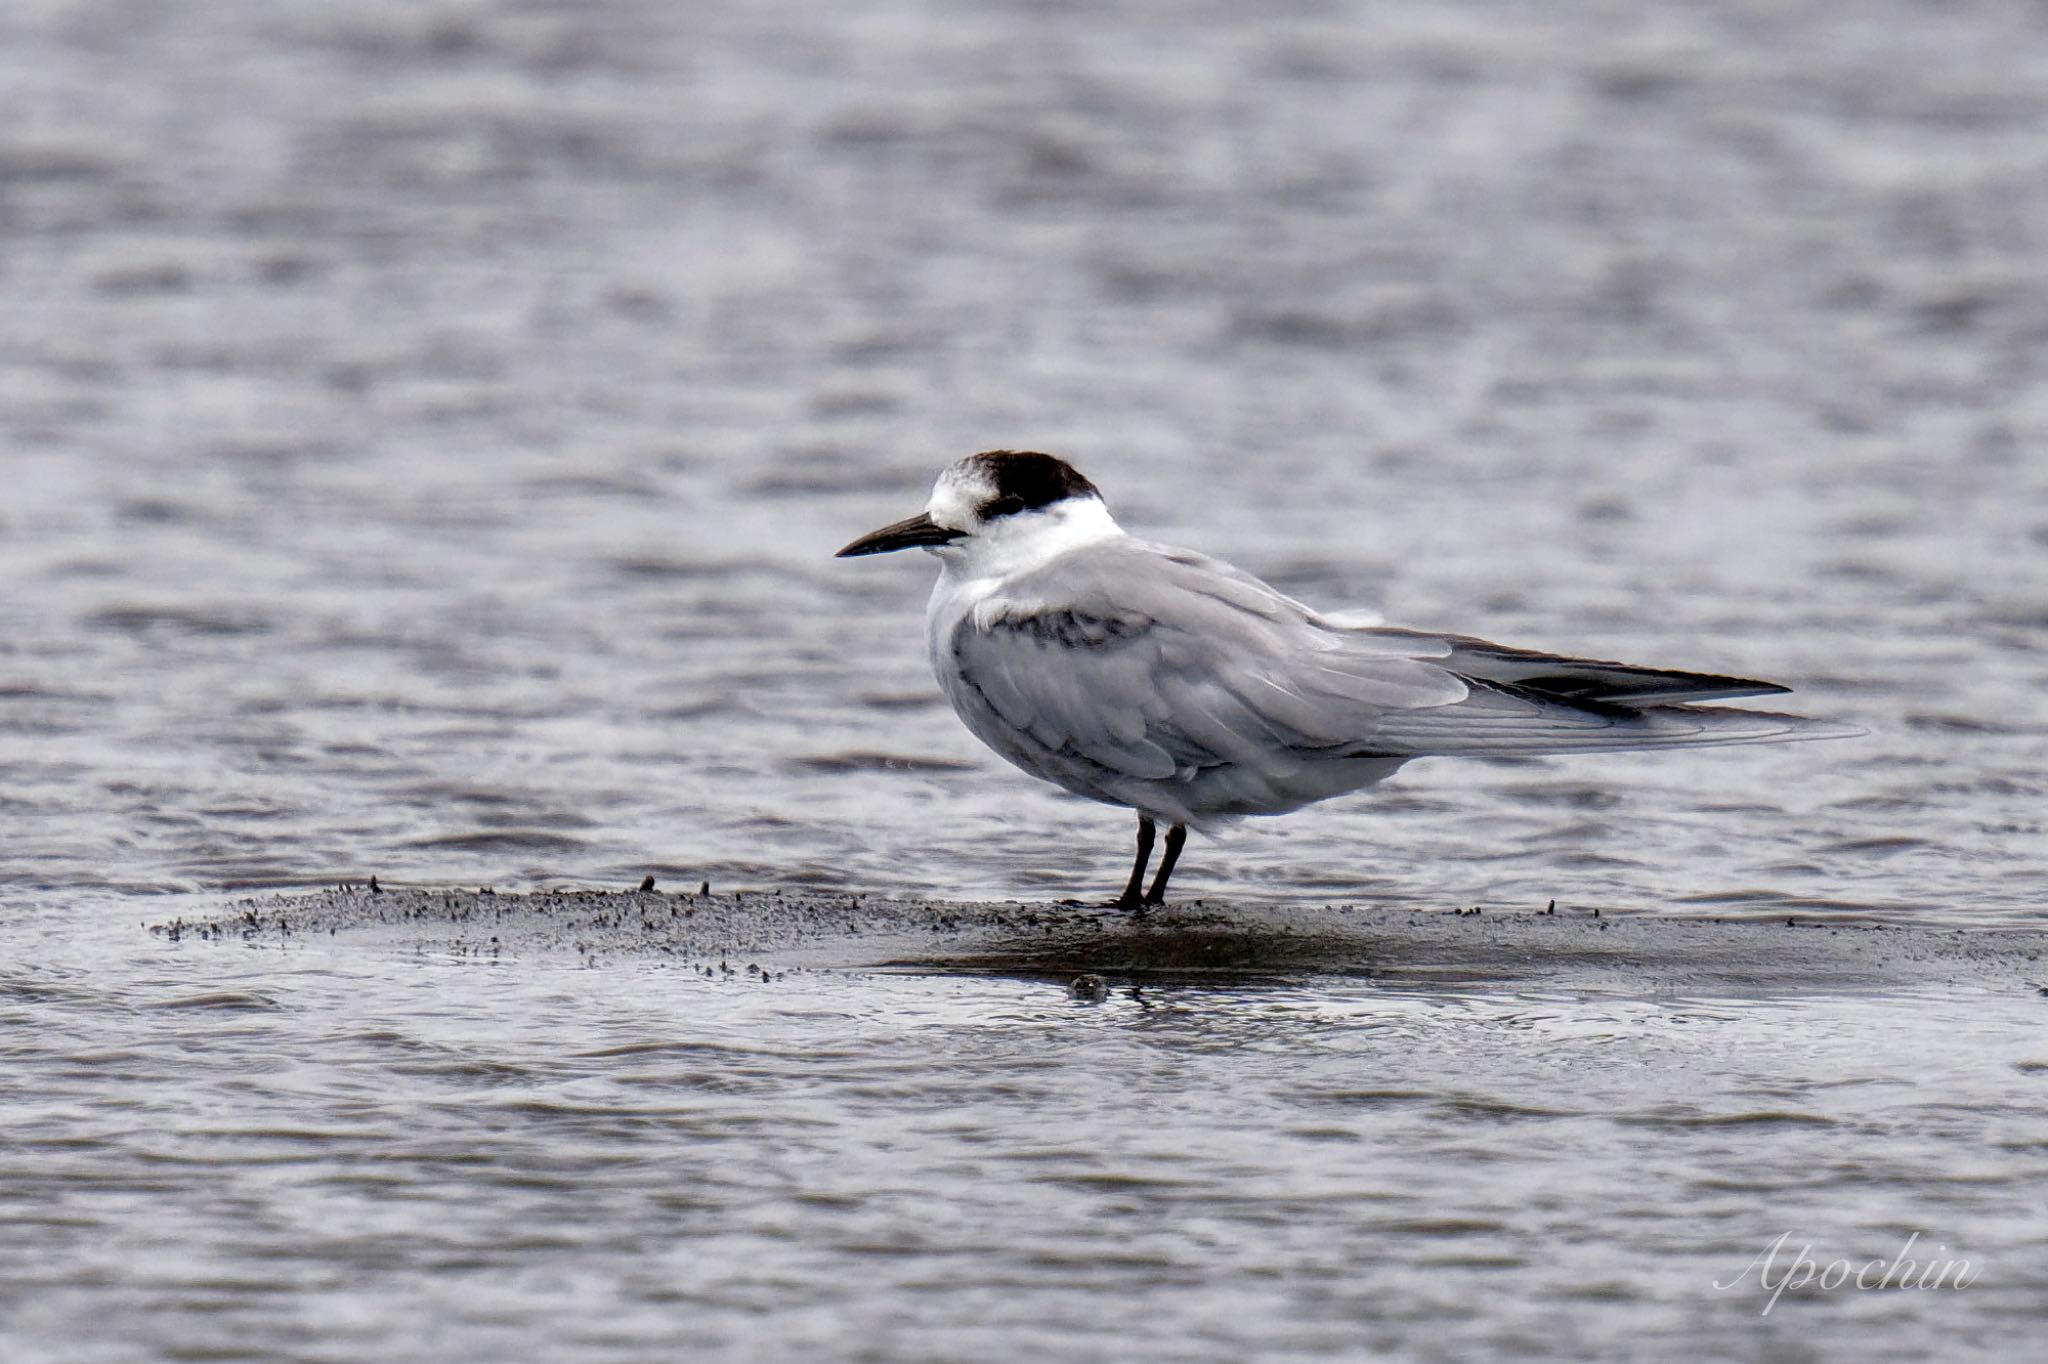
[157,887,2048,1001]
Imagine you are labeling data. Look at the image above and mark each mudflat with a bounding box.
[159,886,2048,1000]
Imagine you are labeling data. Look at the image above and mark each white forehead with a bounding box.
[924,461,995,531]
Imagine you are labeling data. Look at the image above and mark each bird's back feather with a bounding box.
[932,533,1852,823]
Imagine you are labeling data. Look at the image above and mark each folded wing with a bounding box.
[942,539,1464,784]
[1359,628,1792,705]
[943,539,1854,789]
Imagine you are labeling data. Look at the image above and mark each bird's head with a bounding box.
[836,450,1117,571]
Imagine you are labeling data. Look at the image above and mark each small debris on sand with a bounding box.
[145,886,2048,998]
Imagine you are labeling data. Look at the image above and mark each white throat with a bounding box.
[934,496,1123,584]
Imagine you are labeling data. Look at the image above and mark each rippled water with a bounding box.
[4,0,2047,1359]
[8,910,2047,1362]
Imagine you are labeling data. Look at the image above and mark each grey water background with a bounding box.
[3,1,2047,1360]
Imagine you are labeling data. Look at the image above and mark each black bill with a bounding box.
[835,512,963,557]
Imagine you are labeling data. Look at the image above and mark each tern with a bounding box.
[838,451,1851,909]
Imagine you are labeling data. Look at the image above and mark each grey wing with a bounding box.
[1360,628,1791,704]
[941,541,1468,785]
[1348,629,1856,753]
[1365,683,1858,754]
[943,540,1852,793]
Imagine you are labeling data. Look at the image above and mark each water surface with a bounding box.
[3,0,2045,1359]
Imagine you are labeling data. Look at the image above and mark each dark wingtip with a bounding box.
[1510,670,1795,705]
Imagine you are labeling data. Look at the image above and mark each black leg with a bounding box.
[1110,814,1155,909]
[1143,824,1186,905]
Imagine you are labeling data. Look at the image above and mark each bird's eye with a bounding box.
[983,494,1028,520]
